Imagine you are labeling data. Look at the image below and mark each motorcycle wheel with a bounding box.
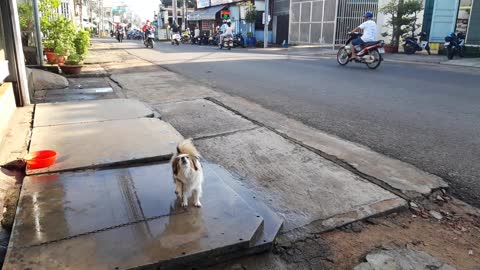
[148,39,153,48]
[176,40,179,46]
[366,49,382,70]
[403,43,415,55]
[228,46,231,50]
[336,48,349,66]
[447,47,454,60]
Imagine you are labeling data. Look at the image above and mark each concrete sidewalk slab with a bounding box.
[27,118,182,175]
[34,99,154,127]
[442,58,480,68]
[5,163,268,270]
[154,99,256,139]
[208,95,448,197]
[196,127,406,231]
[110,72,220,104]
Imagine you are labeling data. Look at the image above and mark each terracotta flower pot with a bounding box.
[45,52,57,63]
[54,55,66,64]
[59,64,83,75]
[384,45,399,53]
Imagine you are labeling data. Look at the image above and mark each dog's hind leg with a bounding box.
[193,187,202,208]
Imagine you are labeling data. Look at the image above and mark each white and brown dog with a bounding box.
[171,139,204,208]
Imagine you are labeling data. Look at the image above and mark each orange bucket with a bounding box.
[25,150,57,169]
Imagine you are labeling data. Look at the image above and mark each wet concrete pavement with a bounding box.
[5,163,276,270]
[28,118,182,175]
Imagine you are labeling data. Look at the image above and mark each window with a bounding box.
[60,2,70,18]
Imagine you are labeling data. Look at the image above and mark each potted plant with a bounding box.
[380,0,423,53]
[59,53,84,75]
[52,42,69,64]
[245,2,257,47]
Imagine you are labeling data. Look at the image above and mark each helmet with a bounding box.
[146,20,150,23]
[364,12,373,18]
[227,19,231,23]
[223,19,226,23]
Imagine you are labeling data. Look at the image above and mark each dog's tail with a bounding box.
[177,139,200,158]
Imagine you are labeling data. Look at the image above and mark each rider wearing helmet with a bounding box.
[350,11,377,60]
[219,19,228,45]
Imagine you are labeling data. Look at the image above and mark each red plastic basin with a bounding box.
[25,150,57,169]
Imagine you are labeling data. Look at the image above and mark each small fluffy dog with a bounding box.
[171,139,204,208]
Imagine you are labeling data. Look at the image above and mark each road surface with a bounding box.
[122,39,480,207]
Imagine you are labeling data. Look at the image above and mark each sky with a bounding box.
[104,0,158,21]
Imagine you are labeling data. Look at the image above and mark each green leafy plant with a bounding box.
[380,0,423,47]
[245,2,257,33]
[48,16,76,56]
[65,53,84,65]
[39,0,61,34]
[18,2,34,31]
[74,30,90,56]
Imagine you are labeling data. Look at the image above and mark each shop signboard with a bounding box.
[197,0,210,8]
[210,0,241,7]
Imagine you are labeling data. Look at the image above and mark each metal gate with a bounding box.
[335,0,378,45]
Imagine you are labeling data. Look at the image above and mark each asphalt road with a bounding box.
[124,40,480,207]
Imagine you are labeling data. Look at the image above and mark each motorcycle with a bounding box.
[219,34,234,50]
[144,29,155,48]
[116,29,124,42]
[444,32,465,60]
[403,32,430,55]
[337,32,384,69]
[233,33,246,48]
[181,32,191,44]
[171,32,180,46]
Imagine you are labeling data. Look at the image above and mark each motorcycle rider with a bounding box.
[142,20,155,41]
[220,20,234,46]
[349,11,377,60]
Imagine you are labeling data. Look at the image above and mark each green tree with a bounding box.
[380,0,423,47]
[18,2,34,46]
[245,2,257,35]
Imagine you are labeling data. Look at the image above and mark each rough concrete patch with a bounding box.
[353,248,457,270]
[208,95,448,197]
[34,99,154,127]
[196,127,405,231]
[110,72,220,104]
[27,118,183,174]
[154,99,256,139]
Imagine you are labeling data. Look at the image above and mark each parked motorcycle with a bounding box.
[337,32,384,69]
[144,29,155,48]
[171,32,180,46]
[403,32,430,55]
[219,34,234,50]
[116,29,124,42]
[234,33,246,48]
[444,32,465,60]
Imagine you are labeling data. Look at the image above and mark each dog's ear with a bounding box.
[172,158,180,175]
[191,157,198,171]
[176,146,181,154]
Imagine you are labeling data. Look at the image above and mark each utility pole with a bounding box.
[263,0,269,48]
[182,0,186,30]
[173,0,177,25]
[32,0,44,65]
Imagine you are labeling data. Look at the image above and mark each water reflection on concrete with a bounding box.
[5,163,265,270]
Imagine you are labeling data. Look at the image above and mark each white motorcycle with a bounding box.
[144,29,155,48]
[171,32,180,46]
[219,34,233,50]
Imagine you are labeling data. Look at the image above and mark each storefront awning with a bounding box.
[187,5,226,21]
